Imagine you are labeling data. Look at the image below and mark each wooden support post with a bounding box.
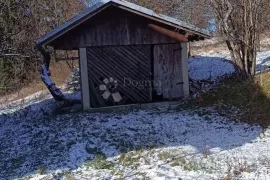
[79,48,91,110]
[148,24,188,42]
[181,42,190,98]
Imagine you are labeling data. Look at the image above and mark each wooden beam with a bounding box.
[79,48,91,110]
[148,24,188,42]
[117,5,210,38]
[181,42,190,98]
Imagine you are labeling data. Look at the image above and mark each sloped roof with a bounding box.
[36,0,211,46]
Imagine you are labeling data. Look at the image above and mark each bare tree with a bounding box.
[211,0,270,77]
[128,0,211,29]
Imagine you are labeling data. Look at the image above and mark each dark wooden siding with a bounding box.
[87,45,152,108]
[51,6,178,50]
[153,44,184,99]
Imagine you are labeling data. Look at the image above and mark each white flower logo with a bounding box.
[99,77,123,103]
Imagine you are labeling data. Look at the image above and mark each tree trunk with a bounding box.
[211,0,267,79]
[37,45,66,103]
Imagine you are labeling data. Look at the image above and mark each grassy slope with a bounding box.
[183,73,270,127]
[0,61,76,102]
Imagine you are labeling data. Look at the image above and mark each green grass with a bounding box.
[158,152,173,162]
[118,151,141,168]
[91,155,114,170]
[64,171,74,180]
[110,150,148,179]
[182,73,270,127]
[36,167,46,175]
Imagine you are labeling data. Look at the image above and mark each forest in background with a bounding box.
[0,0,83,94]
[2,0,269,94]
[0,0,211,94]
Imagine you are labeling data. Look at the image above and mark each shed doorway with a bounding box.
[87,45,152,108]
[86,43,184,108]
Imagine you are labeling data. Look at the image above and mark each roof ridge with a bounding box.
[36,0,210,46]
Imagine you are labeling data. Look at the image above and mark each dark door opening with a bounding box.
[87,45,152,108]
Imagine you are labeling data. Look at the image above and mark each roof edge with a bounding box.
[35,1,112,46]
[36,0,211,47]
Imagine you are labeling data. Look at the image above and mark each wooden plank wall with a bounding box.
[153,44,184,100]
[51,6,178,50]
[87,45,152,108]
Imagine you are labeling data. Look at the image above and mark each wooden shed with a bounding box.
[36,0,210,110]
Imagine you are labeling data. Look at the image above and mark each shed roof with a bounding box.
[36,0,211,47]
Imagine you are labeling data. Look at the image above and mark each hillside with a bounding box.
[2,0,270,179]
[0,61,76,106]
[1,103,269,180]
[191,37,270,72]
[1,42,270,179]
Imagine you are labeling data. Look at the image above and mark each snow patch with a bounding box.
[188,56,235,80]
[194,49,270,73]
[0,103,267,180]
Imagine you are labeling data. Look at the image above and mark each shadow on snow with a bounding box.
[2,54,270,178]
[0,92,264,179]
[257,56,270,72]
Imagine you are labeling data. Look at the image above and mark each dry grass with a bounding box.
[0,61,77,103]
[51,61,78,85]
[191,35,270,55]
[191,43,228,56]
[183,72,270,127]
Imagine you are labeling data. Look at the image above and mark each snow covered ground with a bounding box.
[188,56,235,81]
[189,50,270,81]
[197,50,270,70]
[1,46,270,179]
[0,93,270,180]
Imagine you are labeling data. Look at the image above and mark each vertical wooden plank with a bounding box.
[181,42,190,98]
[79,48,91,110]
[170,44,183,99]
[154,45,170,98]
[153,44,184,100]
